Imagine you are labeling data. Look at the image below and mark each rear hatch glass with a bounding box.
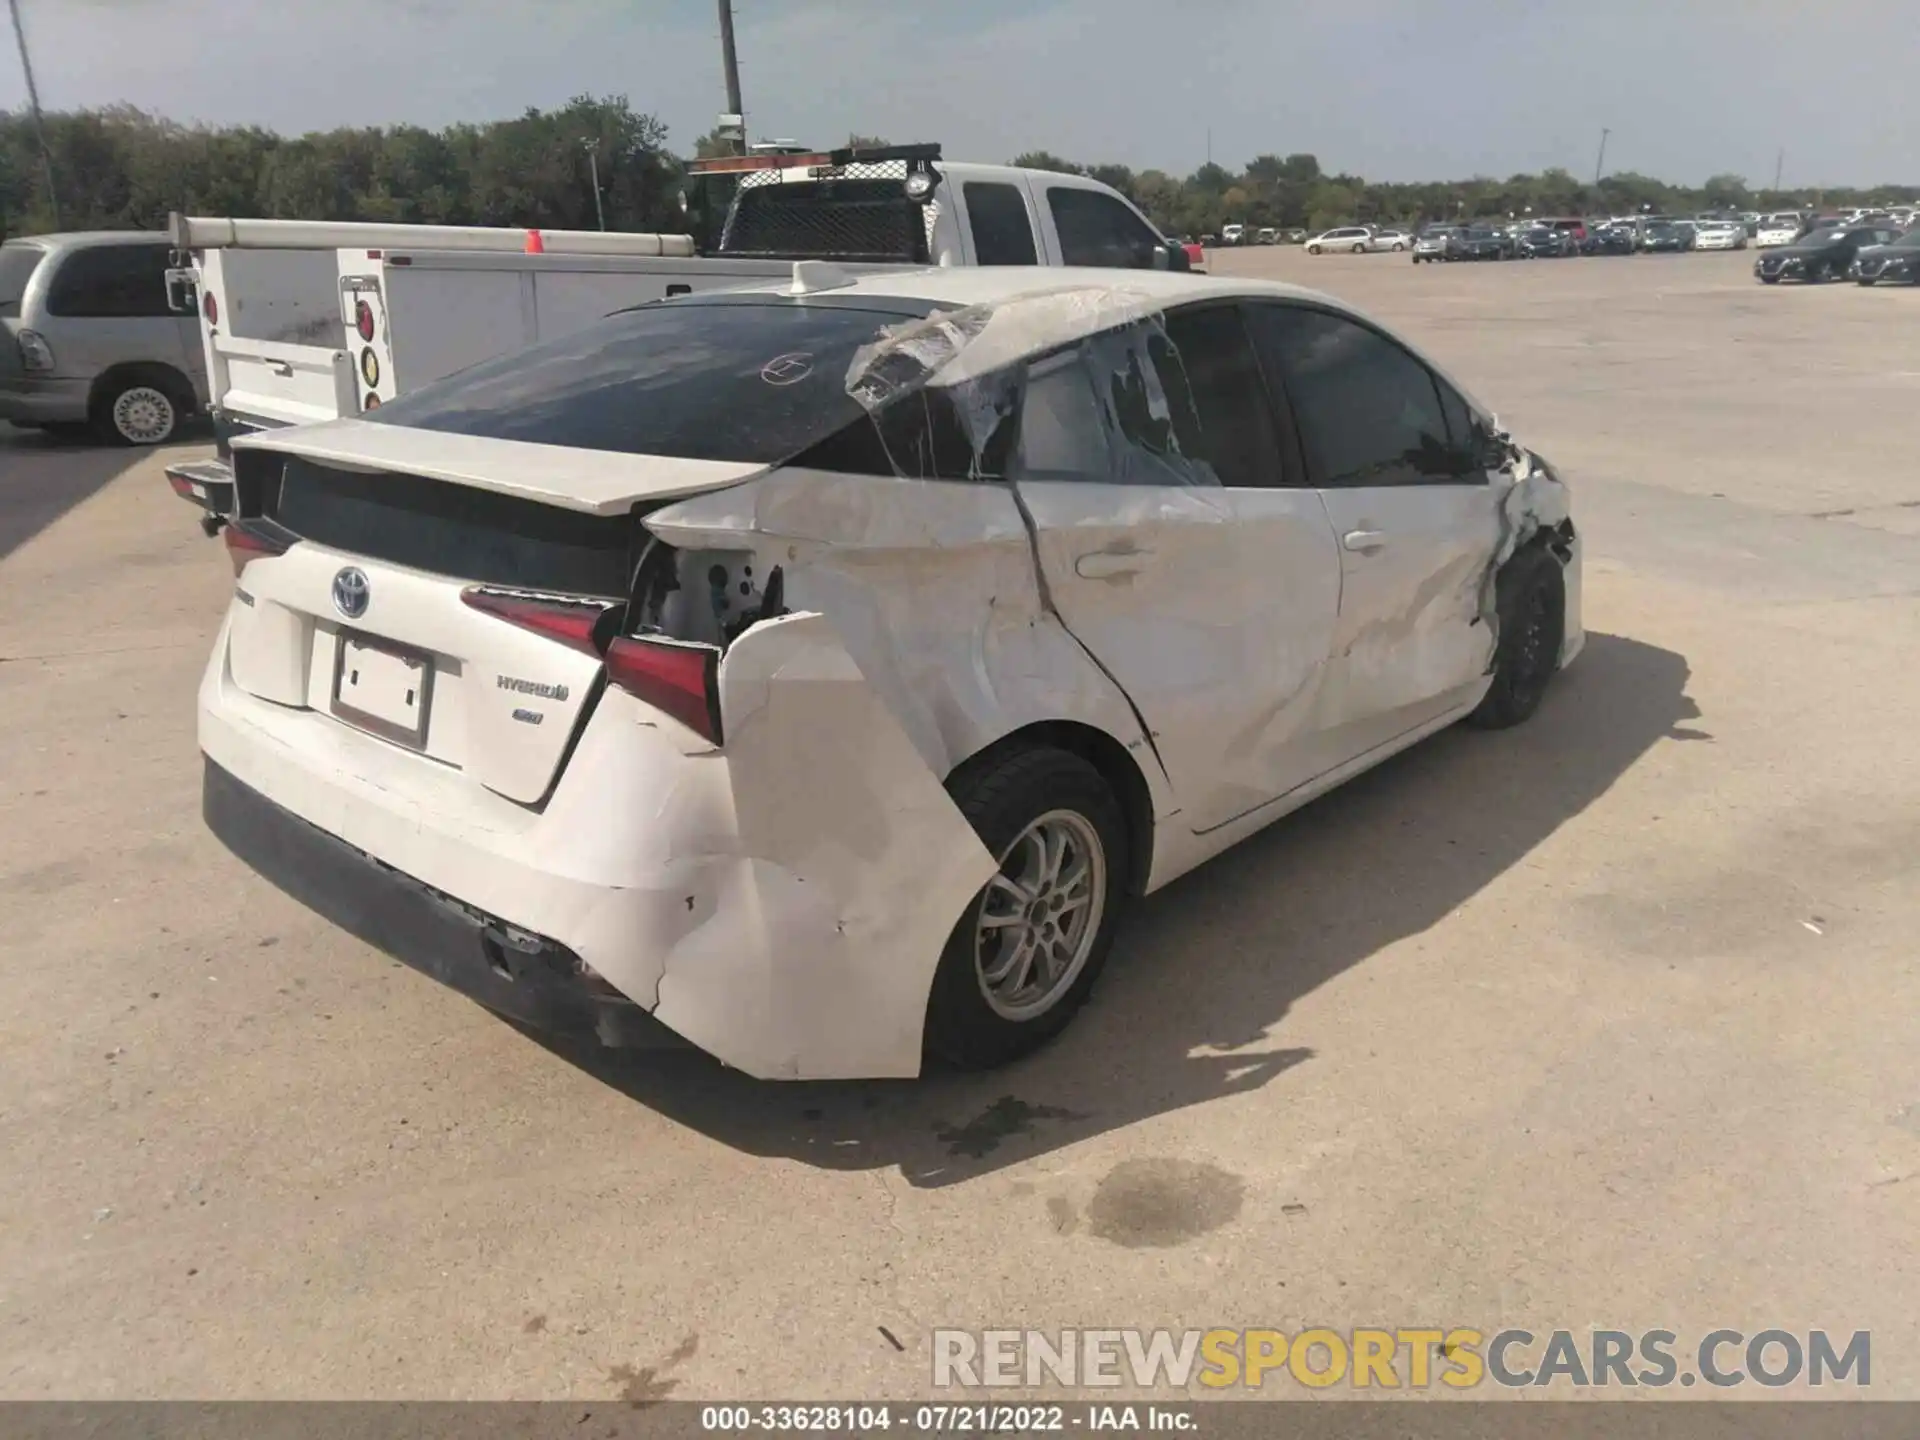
[363,298,932,460]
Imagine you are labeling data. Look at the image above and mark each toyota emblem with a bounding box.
[331,566,370,619]
[760,352,814,386]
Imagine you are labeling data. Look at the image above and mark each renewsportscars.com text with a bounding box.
[932,1327,1871,1390]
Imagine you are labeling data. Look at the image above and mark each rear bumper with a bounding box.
[197,607,996,1080]
[203,757,677,1048]
[0,375,89,424]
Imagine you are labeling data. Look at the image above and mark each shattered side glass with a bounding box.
[842,291,1223,489]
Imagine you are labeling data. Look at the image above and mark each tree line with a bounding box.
[4,97,1913,244]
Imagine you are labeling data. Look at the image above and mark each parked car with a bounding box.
[1755,215,1803,247]
[1254,227,1279,246]
[1691,220,1748,251]
[195,266,1582,1080]
[0,231,210,445]
[1639,220,1689,253]
[1305,226,1373,254]
[1454,225,1517,260]
[1413,225,1462,263]
[1756,223,1905,283]
[1369,229,1412,252]
[1221,223,1247,246]
[1283,229,1308,244]
[1517,226,1574,258]
[1179,239,1207,269]
[1852,228,1920,284]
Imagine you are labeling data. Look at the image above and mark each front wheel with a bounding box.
[1391,242,1405,251]
[1759,273,1780,284]
[924,747,1129,1070]
[1307,244,1321,255]
[1465,545,1566,730]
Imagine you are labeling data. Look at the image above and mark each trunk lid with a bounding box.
[224,426,768,804]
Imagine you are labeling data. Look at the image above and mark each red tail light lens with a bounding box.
[460,588,610,655]
[203,292,218,326]
[355,299,375,342]
[459,587,723,744]
[606,636,723,745]
[223,522,291,577]
[363,392,381,411]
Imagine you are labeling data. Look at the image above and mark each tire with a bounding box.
[924,746,1130,1070]
[1857,275,1877,287]
[1464,545,1566,731]
[1351,243,1366,254]
[1307,244,1321,255]
[1760,273,1780,284]
[92,368,188,446]
[1392,242,1405,251]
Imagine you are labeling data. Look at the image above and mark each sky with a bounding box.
[5,0,1914,188]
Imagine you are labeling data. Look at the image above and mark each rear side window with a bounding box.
[965,182,1038,266]
[1047,186,1163,268]
[0,242,47,317]
[1246,305,1463,488]
[1158,306,1290,489]
[366,300,938,462]
[45,244,174,319]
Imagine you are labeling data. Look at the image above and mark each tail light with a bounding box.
[223,522,292,577]
[461,588,724,745]
[605,637,723,745]
[16,329,53,372]
[355,299,375,342]
[203,292,218,327]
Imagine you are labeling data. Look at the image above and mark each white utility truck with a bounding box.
[167,144,1190,524]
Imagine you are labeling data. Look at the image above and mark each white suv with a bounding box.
[200,268,1582,1080]
[1305,227,1373,253]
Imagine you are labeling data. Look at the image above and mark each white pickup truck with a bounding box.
[167,144,1189,524]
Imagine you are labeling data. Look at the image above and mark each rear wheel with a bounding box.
[1465,545,1566,730]
[92,368,189,446]
[924,747,1129,1070]
[1351,242,1366,253]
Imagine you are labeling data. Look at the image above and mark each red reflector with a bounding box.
[223,523,291,577]
[459,587,609,656]
[363,391,381,410]
[355,299,375,342]
[203,291,218,326]
[366,249,382,259]
[167,472,196,499]
[606,636,723,745]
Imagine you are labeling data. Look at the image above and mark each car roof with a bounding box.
[685,265,1494,416]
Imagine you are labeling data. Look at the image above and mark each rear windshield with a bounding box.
[0,242,46,316]
[365,299,936,462]
[723,179,930,263]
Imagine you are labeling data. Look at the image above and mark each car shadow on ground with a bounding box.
[534,632,1695,1188]
[0,428,171,562]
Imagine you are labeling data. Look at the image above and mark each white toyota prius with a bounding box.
[199,267,1583,1080]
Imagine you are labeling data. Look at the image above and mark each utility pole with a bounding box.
[716,0,744,155]
[582,139,606,230]
[7,0,60,229]
[1772,148,1784,193]
[1593,127,1610,188]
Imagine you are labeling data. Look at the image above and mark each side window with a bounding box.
[46,245,173,319]
[1013,350,1111,480]
[964,182,1039,266]
[1246,304,1462,488]
[1047,186,1162,269]
[1158,306,1290,489]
